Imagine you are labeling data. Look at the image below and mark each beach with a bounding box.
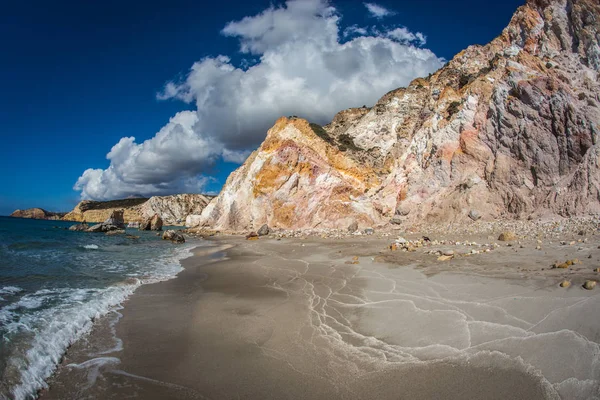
[41,233,600,399]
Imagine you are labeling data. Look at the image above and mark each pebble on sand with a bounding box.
[583,280,596,290]
[560,280,571,288]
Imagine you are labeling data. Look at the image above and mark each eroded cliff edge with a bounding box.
[63,194,213,225]
[195,0,600,232]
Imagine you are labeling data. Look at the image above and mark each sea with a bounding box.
[0,216,197,399]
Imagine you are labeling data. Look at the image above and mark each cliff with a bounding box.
[196,0,600,231]
[9,208,66,220]
[63,194,213,225]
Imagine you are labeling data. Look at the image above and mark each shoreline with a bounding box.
[40,234,600,399]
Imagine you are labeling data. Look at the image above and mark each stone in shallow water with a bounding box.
[162,230,185,244]
[105,230,125,236]
[69,223,88,232]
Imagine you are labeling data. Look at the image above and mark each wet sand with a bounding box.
[42,236,600,399]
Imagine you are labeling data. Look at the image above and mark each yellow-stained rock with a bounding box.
[583,280,597,290]
[498,231,516,241]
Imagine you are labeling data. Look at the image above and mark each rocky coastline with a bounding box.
[9,208,66,220]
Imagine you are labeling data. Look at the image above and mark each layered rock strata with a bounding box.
[196,0,600,232]
[63,194,213,225]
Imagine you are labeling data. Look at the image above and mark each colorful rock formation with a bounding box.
[195,0,600,232]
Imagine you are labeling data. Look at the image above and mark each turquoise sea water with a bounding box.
[0,216,196,399]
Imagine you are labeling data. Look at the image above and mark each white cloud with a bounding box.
[364,2,396,19]
[343,25,368,37]
[75,0,443,200]
[386,27,427,46]
[74,112,216,200]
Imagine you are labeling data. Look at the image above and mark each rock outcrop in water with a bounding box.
[63,194,213,225]
[162,230,185,243]
[84,210,126,233]
[195,0,600,232]
[9,208,66,220]
[139,214,163,231]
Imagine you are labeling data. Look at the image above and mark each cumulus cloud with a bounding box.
[386,27,427,46]
[364,2,396,19]
[75,112,216,200]
[75,0,443,200]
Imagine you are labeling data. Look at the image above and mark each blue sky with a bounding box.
[0,0,523,215]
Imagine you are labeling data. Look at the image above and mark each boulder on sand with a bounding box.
[257,224,270,236]
[583,280,596,290]
[498,231,516,241]
[246,232,259,240]
[347,221,358,233]
[162,230,185,243]
[468,210,481,221]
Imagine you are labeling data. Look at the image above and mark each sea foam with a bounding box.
[1,240,195,400]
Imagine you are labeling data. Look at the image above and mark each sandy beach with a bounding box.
[41,233,600,399]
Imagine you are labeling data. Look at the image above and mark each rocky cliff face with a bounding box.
[138,194,213,225]
[63,194,213,225]
[9,208,66,220]
[196,0,600,232]
[62,198,149,223]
